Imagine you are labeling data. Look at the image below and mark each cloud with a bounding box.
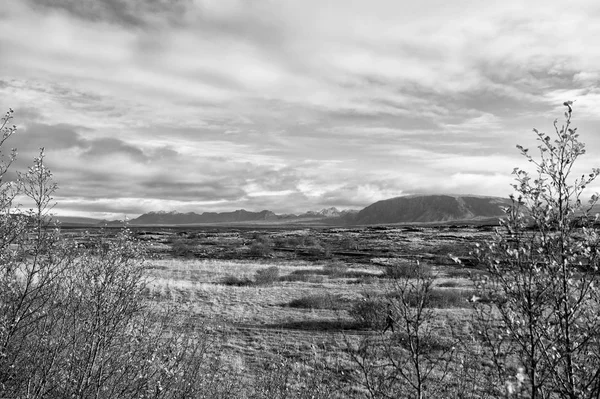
[82,137,148,161]
[13,123,88,151]
[1,0,599,216]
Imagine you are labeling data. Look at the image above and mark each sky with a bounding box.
[1,0,600,219]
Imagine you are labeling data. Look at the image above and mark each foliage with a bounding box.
[0,109,232,398]
[470,102,600,398]
[349,296,387,330]
[254,266,280,285]
[170,239,196,258]
[382,260,432,279]
[249,241,273,257]
[221,274,254,286]
[279,269,320,282]
[221,267,281,286]
[322,262,348,277]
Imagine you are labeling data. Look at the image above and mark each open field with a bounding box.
[56,220,600,397]
[121,224,493,396]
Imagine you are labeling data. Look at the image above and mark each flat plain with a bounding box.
[93,223,494,395]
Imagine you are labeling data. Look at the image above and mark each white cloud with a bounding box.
[1,0,600,216]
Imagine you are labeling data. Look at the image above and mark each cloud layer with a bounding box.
[1,0,600,218]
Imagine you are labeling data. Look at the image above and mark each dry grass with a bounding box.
[140,255,490,397]
[145,259,374,325]
[145,256,475,332]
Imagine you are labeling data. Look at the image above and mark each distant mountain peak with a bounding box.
[302,207,344,218]
[130,208,278,225]
[148,210,181,215]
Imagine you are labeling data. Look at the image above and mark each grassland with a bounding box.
[128,224,492,396]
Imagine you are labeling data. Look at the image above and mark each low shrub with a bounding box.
[322,263,348,277]
[351,288,473,330]
[303,235,320,247]
[248,234,274,257]
[339,236,359,250]
[171,239,196,258]
[249,242,273,257]
[254,266,280,285]
[349,297,387,329]
[302,244,332,258]
[289,268,321,276]
[383,261,432,279]
[222,275,253,286]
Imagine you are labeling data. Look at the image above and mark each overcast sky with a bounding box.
[1,0,600,218]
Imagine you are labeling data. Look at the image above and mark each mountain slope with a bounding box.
[352,195,510,224]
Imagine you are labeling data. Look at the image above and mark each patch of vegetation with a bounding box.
[170,239,196,258]
[339,235,360,250]
[321,262,348,277]
[307,243,332,258]
[221,275,254,286]
[249,242,273,257]
[382,261,433,279]
[349,297,387,329]
[279,272,325,283]
[254,266,280,285]
[249,234,274,257]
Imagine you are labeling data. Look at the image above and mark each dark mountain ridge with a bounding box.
[350,195,511,225]
[131,209,278,225]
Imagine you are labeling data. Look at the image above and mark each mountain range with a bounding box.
[54,194,511,226]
